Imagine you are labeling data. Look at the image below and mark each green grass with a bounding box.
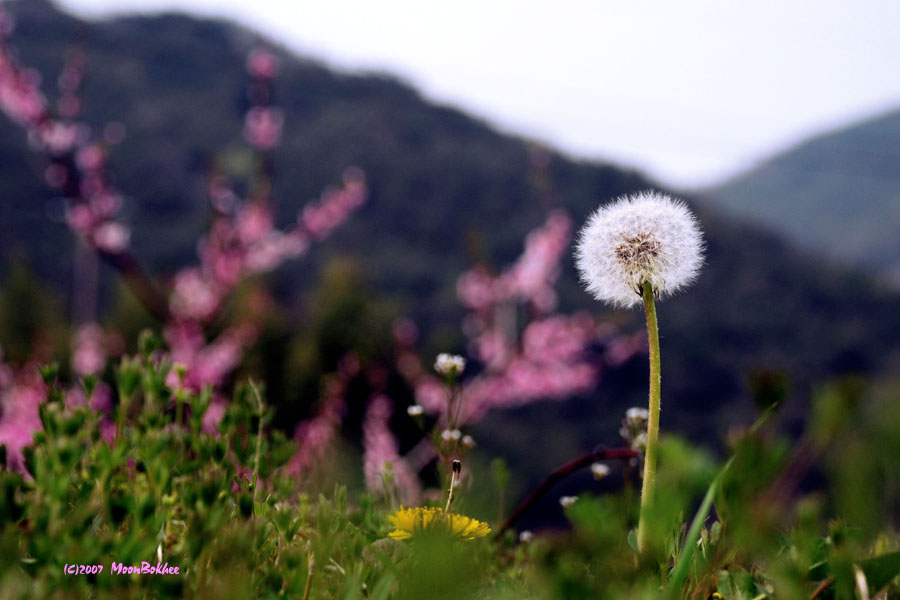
[2,346,900,599]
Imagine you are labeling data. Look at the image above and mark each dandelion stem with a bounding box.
[637,281,661,554]
[250,382,265,506]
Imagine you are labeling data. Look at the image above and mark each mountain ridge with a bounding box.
[704,106,900,281]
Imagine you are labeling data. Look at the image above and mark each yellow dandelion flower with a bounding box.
[387,506,491,541]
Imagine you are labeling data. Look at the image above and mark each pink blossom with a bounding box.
[399,211,617,429]
[456,210,571,314]
[300,170,366,239]
[57,93,80,118]
[604,331,647,367]
[89,192,122,220]
[392,317,419,348]
[208,175,238,214]
[91,222,130,253]
[0,374,44,473]
[456,266,497,312]
[66,204,95,235]
[473,329,510,367]
[288,391,345,477]
[170,269,221,322]
[90,381,113,413]
[65,380,113,414]
[362,395,421,505]
[414,377,447,416]
[38,121,78,154]
[72,322,107,376]
[235,203,273,245]
[0,10,14,36]
[243,106,284,150]
[99,419,116,443]
[460,359,597,424]
[76,144,105,170]
[202,396,227,434]
[164,323,257,391]
[522,314,594,365]
[246,49,280,79]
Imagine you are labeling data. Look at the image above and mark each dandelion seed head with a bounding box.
[575,191,704,308]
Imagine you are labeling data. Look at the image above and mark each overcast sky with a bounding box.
[57,0,900,189]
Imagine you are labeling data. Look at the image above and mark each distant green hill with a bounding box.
[705,109,900,282]
[2,0,899,479]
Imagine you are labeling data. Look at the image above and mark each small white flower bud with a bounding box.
[461,435,475,448]
[406,404,424,417]
[591,463,611,480]
[633,431,648,451]
[519,530,534,543]
[559,495,578,508]
[440,429,462,442]
[626,407,649,422]
[434,353,466,377]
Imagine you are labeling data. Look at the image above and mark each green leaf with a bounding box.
[38,362,59,386]
[858,551,900,594]
[369,573,396,600]
[626,528,639,553]
[717,568,759,600]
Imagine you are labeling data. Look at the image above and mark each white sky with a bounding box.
[57,0,900,188]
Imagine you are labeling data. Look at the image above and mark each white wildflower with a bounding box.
[461,435,476,448]
[591,463,611,480]
[632,431,648,452]
[440,429,462,442]
[626,407,649,423]
[575,191,704,308]
[519,530,534,543]
[434,353,466,377]
[559,495,578,508]
[406,404,424,417]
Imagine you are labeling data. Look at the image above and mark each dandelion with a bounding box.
[575,191,703,308]
[434,353,466,377]
[574,190,704,555]
[387,506,491,541]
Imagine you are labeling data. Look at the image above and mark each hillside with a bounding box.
[705,108,900,282]
[2,0,900,480]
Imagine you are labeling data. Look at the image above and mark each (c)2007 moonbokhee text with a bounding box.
[63,563,180,575]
